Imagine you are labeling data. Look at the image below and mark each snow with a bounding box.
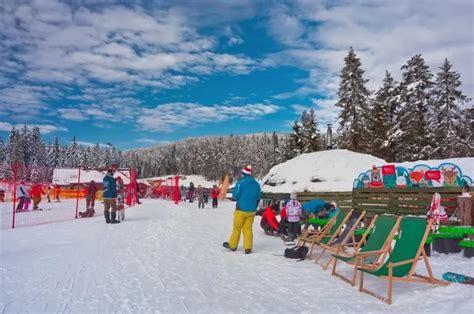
[262,150,385,193]
[1,199,472,313]
[262,149,474,193]
[139,175,218,188]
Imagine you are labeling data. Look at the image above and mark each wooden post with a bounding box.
[457,196,472,227]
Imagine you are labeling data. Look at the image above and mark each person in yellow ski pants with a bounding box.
[228,209,256,251]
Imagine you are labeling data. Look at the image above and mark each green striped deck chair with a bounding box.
[358,217,449,304]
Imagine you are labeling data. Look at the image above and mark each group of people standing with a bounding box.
[181,183,220,209]
[15,182,61,212]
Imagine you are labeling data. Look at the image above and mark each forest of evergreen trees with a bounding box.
[1,49,472,182]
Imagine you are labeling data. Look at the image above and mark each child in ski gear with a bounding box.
[16,182,27,211]
[116,177,125,221]
[260,205,279,235]
[196,185,205,208]
[318,202,339,219]
[223,165,261,254]
[45,185,51,203]
[211,185,219,208]
[103,169,119,224]
[286,191,302,241]
[30,181,44,210]
[278,203,289,236]
[86,180,97,210]
[23,195,31,211]
[427,193,447,232]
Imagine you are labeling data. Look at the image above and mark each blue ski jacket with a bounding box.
[232,174,261,212]
[103,174,117,199]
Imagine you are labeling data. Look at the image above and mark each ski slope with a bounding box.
[0,199,472,313]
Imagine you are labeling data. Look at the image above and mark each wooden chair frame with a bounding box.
[297,213,340,259]
[303,210,353,261]
[314,211,366,270]
[331,215,401,286]
[358,219,449,305]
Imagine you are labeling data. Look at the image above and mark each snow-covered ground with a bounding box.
[262,149,474,193]
[1,199,472,313]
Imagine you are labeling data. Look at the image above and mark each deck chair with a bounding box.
[300,210,353,259]
[358,217,449,304]
[331,215,401,286]
[314,211,366,269]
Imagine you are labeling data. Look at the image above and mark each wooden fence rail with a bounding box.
[262,187,463,216]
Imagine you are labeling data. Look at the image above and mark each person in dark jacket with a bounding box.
[86,180,97,210]
[103,169,119,224]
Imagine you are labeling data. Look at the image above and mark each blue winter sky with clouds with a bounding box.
[0,0,472,149]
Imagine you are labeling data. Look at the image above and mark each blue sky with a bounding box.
[0,0,472,149]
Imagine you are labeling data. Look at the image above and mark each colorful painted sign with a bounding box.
[353,163,473,189]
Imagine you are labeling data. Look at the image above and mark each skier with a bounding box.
[16,181,27,212]
[211,185,219,208]
[222,165,261,254]
[196,185,205,209]
[30,181,44,210]
[116,176,125,221]
[103,169,120,224]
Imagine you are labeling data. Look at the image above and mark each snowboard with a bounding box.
[442,272,474,285]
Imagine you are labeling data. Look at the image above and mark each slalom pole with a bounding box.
[74,166,81,219]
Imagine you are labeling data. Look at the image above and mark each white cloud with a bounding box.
[138,102,280,132]
[266,0,474,116]
[0,122,14,132]
[58,109,87,121]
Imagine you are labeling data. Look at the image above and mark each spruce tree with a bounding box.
[285,121,304,159]
[335,47,371,153]
[431,58,472,158]
[65,136,79,167]
[301,109,323,153]
[390,54,434,161]
[367,71,397,160]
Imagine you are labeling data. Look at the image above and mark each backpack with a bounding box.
[284,245,309,261]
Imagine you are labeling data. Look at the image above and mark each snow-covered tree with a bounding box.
[301,109,323,153]
[367,71,398,161]
[284,121,304,159]
[431,58,473,158]
[390,54,434,161]
[65,136,79,167]
[29,126,48,182]
[335,47,371,153]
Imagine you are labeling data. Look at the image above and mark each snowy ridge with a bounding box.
[262,149,474,193]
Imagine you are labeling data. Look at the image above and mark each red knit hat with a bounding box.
[242,165,252,175]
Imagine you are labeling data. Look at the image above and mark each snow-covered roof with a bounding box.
[52,168,131,185]
[139,175,218,188]
[261,149,474,193]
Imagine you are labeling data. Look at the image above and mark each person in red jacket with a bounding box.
[211,185,219,208]
[260,206,279,235]
[30,181,45,210]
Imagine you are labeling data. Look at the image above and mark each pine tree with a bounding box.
[29,126,48,182]
[431,58,472,158]
[284,121,304,159]
[335,47,371,153]
[464,108,474,155]
[65,136,79,167]
[367,71,397,160]
[300,109,322,153]
[48,137,61,168]
[390,54,434,161]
